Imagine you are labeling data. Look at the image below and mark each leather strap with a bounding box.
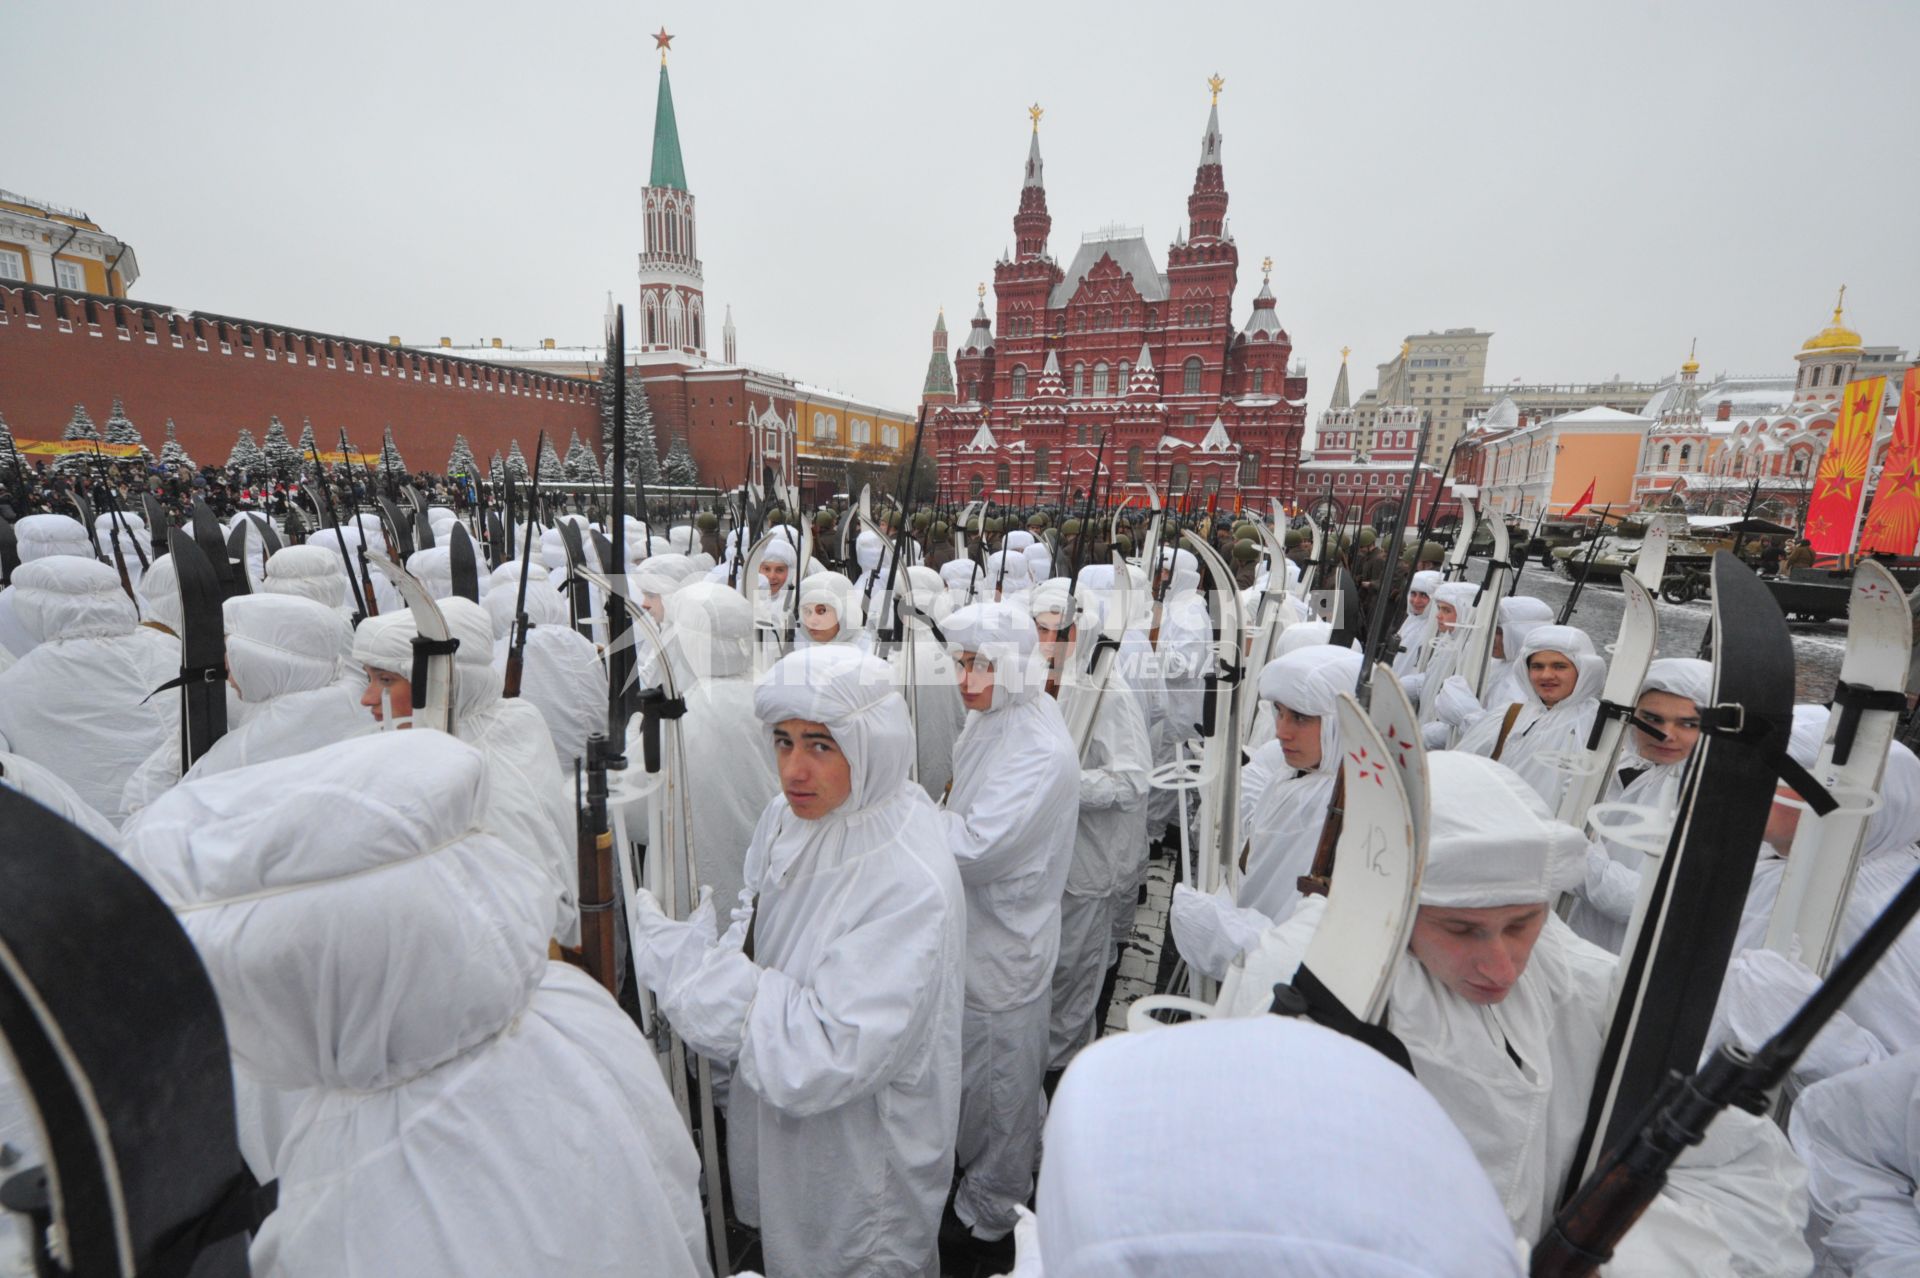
[1492,701,1524,761]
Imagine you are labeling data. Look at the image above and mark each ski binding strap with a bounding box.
[1829,680,1908,767]
[408,635,460,698]
[636,687,688,773]
[144,664,226,702]
[1269,965,1414,1075]
[1697,701,1840,818]
[1583,698,1637,752]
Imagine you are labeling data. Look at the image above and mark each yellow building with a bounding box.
[792,382,918,497]
[0,189,140,296]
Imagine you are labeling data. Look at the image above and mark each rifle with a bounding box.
[605,306,637,729]
[575,736,620,996]
[1532,866,1920,1277]
[503,429,546,700]
[1358,418,1434,693]
[878,406,929,647]
[309,442,371,622]
[1557,505,1615,626]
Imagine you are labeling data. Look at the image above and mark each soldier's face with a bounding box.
[1408,590,1431,616]
[771,718,853,819]
[1409,903,1548,1004]
[954,650,998,711]
[360,668,413,725]
[1434,602,1459,633]
[1275,705,1322,771]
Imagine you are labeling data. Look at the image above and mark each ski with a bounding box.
[1562,551,1798,1197]
[1277,676,1427,1044]
[368,552,458,734]
[1554,572,1658,833]
[1763,560,1912,974]
[190,498,241,601]
[222,521,255,596]
[0,786,260,1277]
[447,522,481,602]
[1632,520,1669,591]
[166,530,230,769]
[1184,531,1247,911]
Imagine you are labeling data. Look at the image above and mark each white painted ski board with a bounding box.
[1764,560,1912,974]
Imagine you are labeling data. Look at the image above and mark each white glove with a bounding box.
[1170,883,1271,984]
[628,885,717,996]
[1712,947,1886,1086]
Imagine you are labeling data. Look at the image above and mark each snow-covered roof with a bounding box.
[1641,374,1794,420]
[1048,235,1168,309]
[1156,434,1190,451]
[1549,406,1653,426]
[1198,416,1236,452]
[964,422,998,451]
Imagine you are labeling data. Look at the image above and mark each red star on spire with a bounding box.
[652,26,674,53]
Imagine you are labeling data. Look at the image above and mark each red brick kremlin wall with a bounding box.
[0,285,599,471]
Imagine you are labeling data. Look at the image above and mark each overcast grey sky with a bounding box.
[8,1,1916,416]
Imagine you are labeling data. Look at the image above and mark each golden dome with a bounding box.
[1681,337,1699,375]
[1800,286,1862,353]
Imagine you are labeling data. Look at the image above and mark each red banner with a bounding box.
[1858,368,1920,556]
[1804,376,1888,556]
[1566,477,1596,516]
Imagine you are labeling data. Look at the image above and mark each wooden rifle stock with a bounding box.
[572,734,620,996]
[1293,769,1346,893]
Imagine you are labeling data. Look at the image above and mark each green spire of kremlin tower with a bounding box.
[649,45,688,192]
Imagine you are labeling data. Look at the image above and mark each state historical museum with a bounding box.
[929,83,1307,512]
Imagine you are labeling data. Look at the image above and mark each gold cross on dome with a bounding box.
[977,282,986,300]
[1028,103,1044,132]
[1261,256,1273,276]
[1208,74,1225,103]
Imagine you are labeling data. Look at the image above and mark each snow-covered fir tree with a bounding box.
[378,426,408,478]
[261,416,301,474]
[158,419,196,470]
[101,397,153,461]
[297,417,318,460]
[488,450,505,484]
[663,433,700,487]
[504,441,531,484]
[537,434,564,483]
[227,429,267,476]
[0,411,18,484]
[446,434,480,480]
[563,430,599,482]
[54,404,102,475]
[599,343,660,486]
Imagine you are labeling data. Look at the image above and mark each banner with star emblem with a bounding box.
[1803,374,1887,557]
[1857,368,1920,556]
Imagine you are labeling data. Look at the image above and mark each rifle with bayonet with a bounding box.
[308,443,372,623]
[503,429,546,700]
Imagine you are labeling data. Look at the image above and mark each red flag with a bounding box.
[1566,478,1597,517]
[1806,376,1888,556]
[1858,368,1920,555]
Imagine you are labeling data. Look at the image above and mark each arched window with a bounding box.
[966,378,978,400]
[1010,365,1028,399]
[1239,450,1260,484]
[969,473,985,499]
[1680,444,1691,463]
[1118,360,1131,391]
[1660,445,1671,466]
[1072,363,1087,397]
[1252,367,1265,394]
[1093,362,1110,397]
[1183,357,1202,394]
[996,460,1011,491]
[1127,444,1143,480]
[644,295,659,345]
[1170,462,1190,493]
[1034,446,1050,482]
